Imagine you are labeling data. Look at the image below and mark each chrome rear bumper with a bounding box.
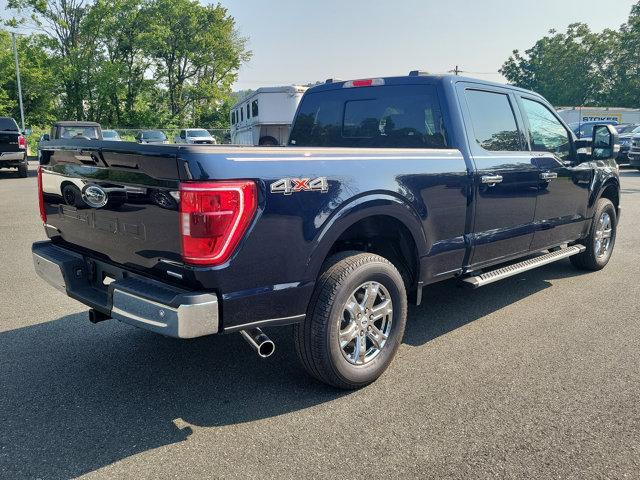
[0,151,26,164]
[32,241,219,338]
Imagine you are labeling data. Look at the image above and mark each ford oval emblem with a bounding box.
[82,185,108,208]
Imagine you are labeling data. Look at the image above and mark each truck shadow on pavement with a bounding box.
[0,260,585,479]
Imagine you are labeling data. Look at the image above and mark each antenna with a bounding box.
[448,65,464,76]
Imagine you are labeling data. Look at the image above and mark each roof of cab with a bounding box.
[54,121,101,127]
[306,73,540,98]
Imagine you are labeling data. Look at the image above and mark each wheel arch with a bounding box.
[305,193,428,295]
[599,178,620,210]
[594,176,620,217]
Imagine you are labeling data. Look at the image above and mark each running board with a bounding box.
[461,245,586,288]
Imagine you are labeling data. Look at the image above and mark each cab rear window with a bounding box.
[289,85,447,148]
[0,117,19,132]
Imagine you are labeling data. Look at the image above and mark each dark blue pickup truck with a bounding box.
[33,73,621,389]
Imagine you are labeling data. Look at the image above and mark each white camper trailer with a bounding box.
[230,86,308,146]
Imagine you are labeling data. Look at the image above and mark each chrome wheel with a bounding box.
[594,212,613,258]
[338,281,393,365]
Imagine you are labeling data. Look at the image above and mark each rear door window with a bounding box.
[465,89,523,151]
[289,85,447,148]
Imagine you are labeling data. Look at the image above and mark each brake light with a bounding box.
[179,181,257,266]
[37,166,46,223]
[18,134,26,150]
[343,78,385,88]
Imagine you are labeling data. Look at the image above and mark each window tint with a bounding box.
[252,100,258,117]
[59,126,100,139]
[521,98,571,160]
[578,123,595,138]
[288,85,447,148]
[0,117,19,131]
[189,129,210,137]
[102,130,118,139]
[465,90,522,151]
[143,130,166,140]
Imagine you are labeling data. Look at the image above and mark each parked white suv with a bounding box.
[174,128,217,145]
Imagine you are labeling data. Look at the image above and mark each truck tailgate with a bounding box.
[40,141,183,271]
[0,131,20,152]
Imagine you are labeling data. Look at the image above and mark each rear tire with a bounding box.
[570,198,617,271]
[18,164,28,178]
[258,136,278,146]
[294,252,407,389]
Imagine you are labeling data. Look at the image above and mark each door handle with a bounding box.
[480,175,503,187]
[539,172,558,181]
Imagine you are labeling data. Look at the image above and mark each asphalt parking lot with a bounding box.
[0,163,639,479]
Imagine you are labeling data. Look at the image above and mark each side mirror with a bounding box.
[592,124,619,161]
[41,133,50,142]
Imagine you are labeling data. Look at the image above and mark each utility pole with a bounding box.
[449,65,463,76]
[11,32,26,132]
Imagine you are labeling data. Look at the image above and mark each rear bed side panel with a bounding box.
[178,146,469,330]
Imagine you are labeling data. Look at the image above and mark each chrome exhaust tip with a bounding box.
[240,327,275,358]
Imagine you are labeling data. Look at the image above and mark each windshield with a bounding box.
[0,117,19,132]
[60,126,100,139]
[616,124,636,134]
[142,130,166,140]
[188,129,211,137]
[289,85,447,148]
[579,124,594,137]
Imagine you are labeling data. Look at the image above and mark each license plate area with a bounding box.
[86,257,129,293]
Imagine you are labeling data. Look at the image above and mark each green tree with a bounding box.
[144,0,251,124]
[500,23,617,106]
[6,0,250,128]
[607,3,640,107]
[82,0,152,125]
[0,31,58,125]
[8,0,94,119]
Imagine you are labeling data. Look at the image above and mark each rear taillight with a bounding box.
[179,181,257,266]
[37,166,46,223]
[18,134,26,150]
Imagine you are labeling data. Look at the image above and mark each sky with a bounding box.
[223,0,638,90]
[1,0,637,91]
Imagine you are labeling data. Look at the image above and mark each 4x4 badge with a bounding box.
[270,177,329,195]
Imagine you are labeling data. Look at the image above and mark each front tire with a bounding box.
[571,198,617,271]
[294,252,407,389]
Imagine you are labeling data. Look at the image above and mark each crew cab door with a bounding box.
[516,96,591,250]
[458,84,539,267]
